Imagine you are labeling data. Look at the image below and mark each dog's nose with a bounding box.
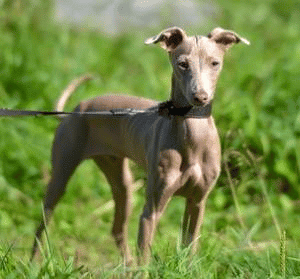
[193,91,208,105]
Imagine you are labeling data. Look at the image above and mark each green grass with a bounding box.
[1,0,300,277]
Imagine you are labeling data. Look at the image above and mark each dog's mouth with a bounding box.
[195,100,209,107]
[189,92,211,107]
[190,98,210,107]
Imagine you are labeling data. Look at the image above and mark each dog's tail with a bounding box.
[55,74,94,112]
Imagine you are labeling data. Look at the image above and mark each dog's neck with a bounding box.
[158,73,213,119]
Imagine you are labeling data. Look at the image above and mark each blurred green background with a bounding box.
[1,0,300,277]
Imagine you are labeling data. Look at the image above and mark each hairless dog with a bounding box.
[32,27,249,265]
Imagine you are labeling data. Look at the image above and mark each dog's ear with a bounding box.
[145,27,187,52]
[207,27,250,50]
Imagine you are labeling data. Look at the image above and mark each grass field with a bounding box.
[1,0,300,277]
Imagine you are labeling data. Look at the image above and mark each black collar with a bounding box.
[158,100,212,118]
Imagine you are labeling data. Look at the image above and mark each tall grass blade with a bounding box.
[280,230,286,278]
[224,151,247,232]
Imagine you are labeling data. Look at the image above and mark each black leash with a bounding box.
[0,107,157,118]
[0,101,212,119]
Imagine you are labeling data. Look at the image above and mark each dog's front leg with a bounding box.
[182,168,220,255]
[182,196,208,254]
[137,165,181,265]
[137,195,158,265]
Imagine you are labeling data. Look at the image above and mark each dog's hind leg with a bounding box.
[31,115,88,259]
[93,155,134,265]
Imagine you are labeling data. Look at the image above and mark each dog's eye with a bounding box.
[178,61,189,70]
[212,61,220,67]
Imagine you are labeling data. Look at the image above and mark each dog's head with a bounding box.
[145,27,249,107]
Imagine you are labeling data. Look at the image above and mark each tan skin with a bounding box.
[32,27,249,265]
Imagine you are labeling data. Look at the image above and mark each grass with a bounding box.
[2,228,300,278]
[1,0,300,277]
